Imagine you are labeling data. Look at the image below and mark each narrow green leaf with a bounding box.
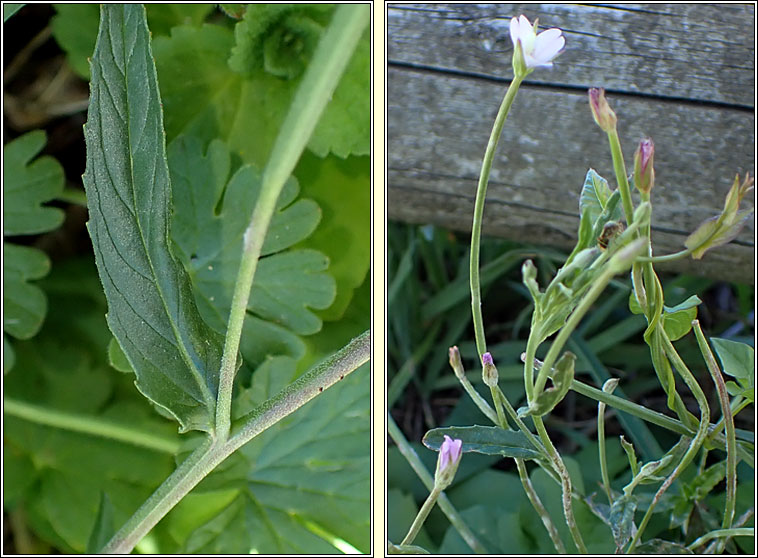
[685,211,752,259]
[422,426,542,460]
[3,130,64,235]
[82,4,226,433]
[664,295,702,314]
[87,493,115,553]
[518,351,575,418]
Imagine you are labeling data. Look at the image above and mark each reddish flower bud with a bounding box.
[588,88,617,132]
[633,138,655,194]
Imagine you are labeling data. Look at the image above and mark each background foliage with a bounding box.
[388,221,754,554]
[3,4,369,553]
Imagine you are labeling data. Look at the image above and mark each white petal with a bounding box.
[510,16,519,45]
[532,33,565,65]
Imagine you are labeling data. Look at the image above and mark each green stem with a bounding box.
[470,74,525,359]
[569,377,753,466]
[598,397,612,503]
[515,458,566,554]
[637,248,692,263]
[101,331,369,554]
[215,5,369,441]
[692,321,737,545]
[400,486,442,546]
[606,128,635,226]
[3,397,180,454]
[489,385,508,428]
[455,370,499,425]
[388,415,488,554]
[533,264,617,396]
[626,329,710,552]
[687,528,754,551]
[533,417,587,553]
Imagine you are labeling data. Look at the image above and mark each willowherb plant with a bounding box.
[390,14,754,555]
[4,4,369,554]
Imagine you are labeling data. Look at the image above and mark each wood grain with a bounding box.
[388,3,756,284]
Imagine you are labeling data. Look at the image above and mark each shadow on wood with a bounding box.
[388,3,755,284]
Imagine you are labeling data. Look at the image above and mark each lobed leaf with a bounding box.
[161,359,370,553]
[3,243,50,341]
[167,135,335,368]
[422,425,542,460]
[3,258,179,553]
[3,130,64,235]
[82,4,226,433]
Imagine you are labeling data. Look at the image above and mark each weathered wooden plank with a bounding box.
[388,3,755,106]
[387,3,756,284]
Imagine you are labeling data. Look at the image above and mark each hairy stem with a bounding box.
[470,74,524,359]
[102,331,369,553]
[626,329,710,552]
[693,320,737,549]
[215,4,369,440]
[516,458,566,554]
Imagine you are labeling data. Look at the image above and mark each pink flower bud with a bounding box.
[438,435,462,473]
[633,138,655,194]
[588,88,617,132]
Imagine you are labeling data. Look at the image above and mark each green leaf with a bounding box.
[153,11,368,166]
[422,425,542,460]
[685,211,753,259]
[160,360,370,553]
[518,351,575,418]
[167,135,335,367]
[3,3,25,22]
[661,297,700,341]
[145,4,214,36]
[107,337,131,373]
[219,4,246,19]
[51,4,212,79]
[3,243,49,340]
[587,493,637,551]
[3,130,64,235]
[294,152,370,320]
[82,4,226,433]
[710,337,754,381]
[711,337,754,402]
[51,4,100,78]
[579,169,622,232]
[86,493,115,553]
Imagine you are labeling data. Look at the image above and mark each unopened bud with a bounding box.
[588,88,617,133]
[633,138,655,194]
[449,346,464,380]
[481,352,499,387]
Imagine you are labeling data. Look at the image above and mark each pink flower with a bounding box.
[510,15,565,70]
[439,435,463,472]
